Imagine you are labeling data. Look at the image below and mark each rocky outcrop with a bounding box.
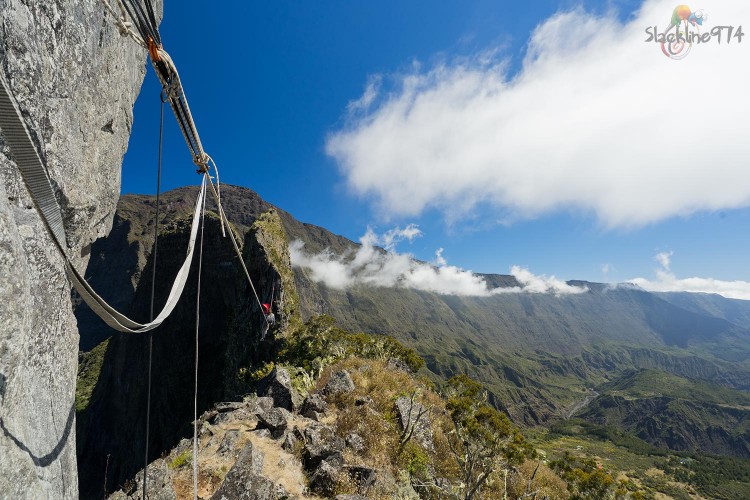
[0,1,159,497]
[322,370,355,396]
[395,396,434,452]
[109,396,314,500]
[77,210,295,498]
[257,367,303,412]
[210,442,275,500]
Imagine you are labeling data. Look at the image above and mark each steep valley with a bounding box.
[75,184,750,498]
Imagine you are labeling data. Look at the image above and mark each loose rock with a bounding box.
[323,370,355,396]
[257,367,303,411]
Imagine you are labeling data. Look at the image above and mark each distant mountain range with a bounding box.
[76,185,750,466]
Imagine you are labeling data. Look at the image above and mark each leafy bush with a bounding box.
[444,374,534,499]
[278,315,424,375]
[169,449,192,470]
[549,452,617,499]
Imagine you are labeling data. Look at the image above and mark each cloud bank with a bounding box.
[290,226,587,296]
[327,0,750,228]
[631,252,750,300]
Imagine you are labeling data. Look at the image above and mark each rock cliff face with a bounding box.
[0,1,159,497]
[77,206,296,498]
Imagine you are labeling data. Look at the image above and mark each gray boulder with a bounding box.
[257,407,293,434]
[394,396,434,451]
[253,428,272,440]
[323,370,355,396]
[258,367,303,411]
[218,430,242,457]
[309,459,341,497]
[345,465,377,490]
[345,433,365,453]
[114,458,176,500]
[249,396,275,414]
[355,395,373,406]
[302,424,345,470]
[211,442,272,500]
[301,393,328,415]
[281,430,298,453]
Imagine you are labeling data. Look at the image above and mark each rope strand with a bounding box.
[193,175,208,500]
[143,93,164,500]
[205,176,269,324]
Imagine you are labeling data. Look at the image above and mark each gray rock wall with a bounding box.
[0,1,159,497]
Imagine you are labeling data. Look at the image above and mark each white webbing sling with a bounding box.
[0,71,203,333]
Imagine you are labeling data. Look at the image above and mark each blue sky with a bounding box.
[120,0,750,295]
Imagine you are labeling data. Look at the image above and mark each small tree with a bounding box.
[549,452,617,499]
[397,389,431,454]
[445,375,532,500]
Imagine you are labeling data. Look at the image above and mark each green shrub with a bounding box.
[169,449,192,469]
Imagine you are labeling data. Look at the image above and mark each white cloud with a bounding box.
[505,266,588,295]
[290,227,587,296]
[655,251,672,270]
[380,224,422,250]
[602,263,615,276]
[631,252,750,300]
[326,0,750,228]
[346,75,382,114]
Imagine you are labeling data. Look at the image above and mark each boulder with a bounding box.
[258,367,303,411]
[345,433,365,453]
[345,465,377,490]
[304,410,324,422]
[123,458,177,500]
[394,396,434,451]
[355,395,373,406]
[387,358,412,373]
[301,393,328,415]
[309,459,341,497]
[218,430,241,457]
[253,428,272,440]
[245,395,275,415]
[281,431,298,453]
[210,401,256,425]
[303,424,345,470]
[323,370,355,396]
[211,442,272,500]
[257,407,293,435]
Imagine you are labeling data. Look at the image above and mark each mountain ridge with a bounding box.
[76,184,750,454]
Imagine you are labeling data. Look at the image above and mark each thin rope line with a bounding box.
[205,176,268,324]
[143,93,164,500]
[193,175,207,500]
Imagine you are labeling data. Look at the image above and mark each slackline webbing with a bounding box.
[101,0,272,326]
[0,70,206,334]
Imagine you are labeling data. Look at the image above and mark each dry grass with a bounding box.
[506,461,571,500]
[169,414,322,500]
[249,426,312,497]
[315,357,467,496]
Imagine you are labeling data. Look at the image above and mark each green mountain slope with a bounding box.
[76,185,750,455]
[577,369,750,458]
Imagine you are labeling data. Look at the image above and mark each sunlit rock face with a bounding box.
[0,1,160,497]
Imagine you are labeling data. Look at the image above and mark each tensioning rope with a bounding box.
[1,3,274,497]
[205,175,267,317]
[193,175,207,500]
[100,0,271,323]
[143,92,165,500]
[0,70,208,334]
